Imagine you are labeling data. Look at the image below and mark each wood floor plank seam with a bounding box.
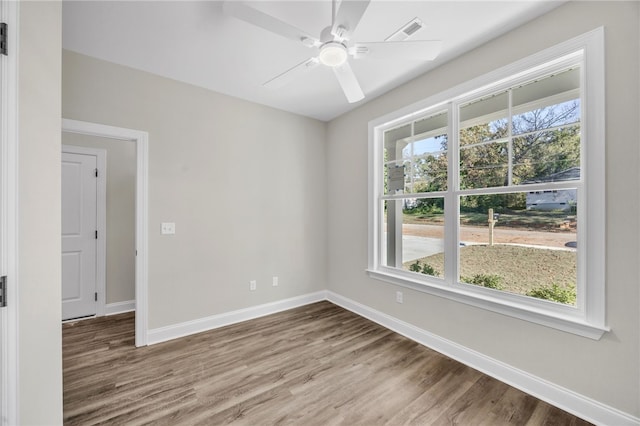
[63,301,592,425]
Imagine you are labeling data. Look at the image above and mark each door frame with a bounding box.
[1,0,19,423]
[61,145,107,318]
[62,119,149,347]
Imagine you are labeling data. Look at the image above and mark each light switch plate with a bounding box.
[161,222,176,235]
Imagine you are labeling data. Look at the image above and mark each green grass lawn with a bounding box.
[403,209,575,231]
[404,244,577,302]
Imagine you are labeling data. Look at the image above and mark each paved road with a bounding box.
[401,223,576,249]
[382,224,577,263]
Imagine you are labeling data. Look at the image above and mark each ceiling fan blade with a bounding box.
[263,58,320,89]
[331,0,371,40]
[224,2,319,46]
[333,62,364,103]
[351,40,442,61]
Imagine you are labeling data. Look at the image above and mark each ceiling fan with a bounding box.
[223,0,442,103]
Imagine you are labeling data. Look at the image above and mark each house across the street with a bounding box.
[524,167,580,211]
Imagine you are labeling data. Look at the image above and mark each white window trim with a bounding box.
[368,27,607,340]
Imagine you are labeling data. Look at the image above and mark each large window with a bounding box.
[369,30,606,339]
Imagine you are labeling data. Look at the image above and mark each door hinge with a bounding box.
[0,276,7,307]
[95,292,98,302]
[95,230,98,239]
[95,168,98,177]
[0,23,7,56]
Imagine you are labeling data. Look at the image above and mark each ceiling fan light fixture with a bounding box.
[319,42,348,67]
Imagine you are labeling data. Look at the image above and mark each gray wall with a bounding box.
[326,1,639,417]
[55,0,639,420]
[62,50,328,329]
[18,1,63,423]
[62,133,136,304]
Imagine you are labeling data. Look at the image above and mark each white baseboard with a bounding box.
[140,289,637,425]
[105,300,135,316]
[147,291,327,345]
[325,291,639,426]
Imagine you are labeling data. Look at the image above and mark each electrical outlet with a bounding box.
[250,280,256,291]
[161,222,175,235]
[272,276,278,287]
[396,291,403,304]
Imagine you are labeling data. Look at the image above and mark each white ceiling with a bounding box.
[62,1,563,122]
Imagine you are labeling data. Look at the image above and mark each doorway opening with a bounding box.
[61,119,149,347]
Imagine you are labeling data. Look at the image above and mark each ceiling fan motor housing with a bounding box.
[319,41,348,67]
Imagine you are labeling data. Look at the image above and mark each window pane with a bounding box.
[382,199,445,278]
[410,152,447,193]
[403,133,446,159]
[459,92,509,189]
[459,191,577,305]
[513,99,580,136]
[512,68,580,135]
[389,110,449,194]
[513,127,580,185]
[460,142,508,189]
[414,111,448,140]
[413,134,447,157]
[459,91,509,146]
[512,68,581,185]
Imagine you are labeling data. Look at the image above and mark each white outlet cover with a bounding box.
[272,277,278,286]
[250,280,257,291]
[161,222,176,235]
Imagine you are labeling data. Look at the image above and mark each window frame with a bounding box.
[367,28,607,339]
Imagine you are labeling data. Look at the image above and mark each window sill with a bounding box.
[366,269,608,340]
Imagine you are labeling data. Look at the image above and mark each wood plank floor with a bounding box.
[63,301,592,425]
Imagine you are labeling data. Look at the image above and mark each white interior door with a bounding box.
[62,151,98,320]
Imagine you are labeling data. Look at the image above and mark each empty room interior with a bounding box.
[4,0,640,425]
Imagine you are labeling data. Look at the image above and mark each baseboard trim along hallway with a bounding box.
[105,300,135,316]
